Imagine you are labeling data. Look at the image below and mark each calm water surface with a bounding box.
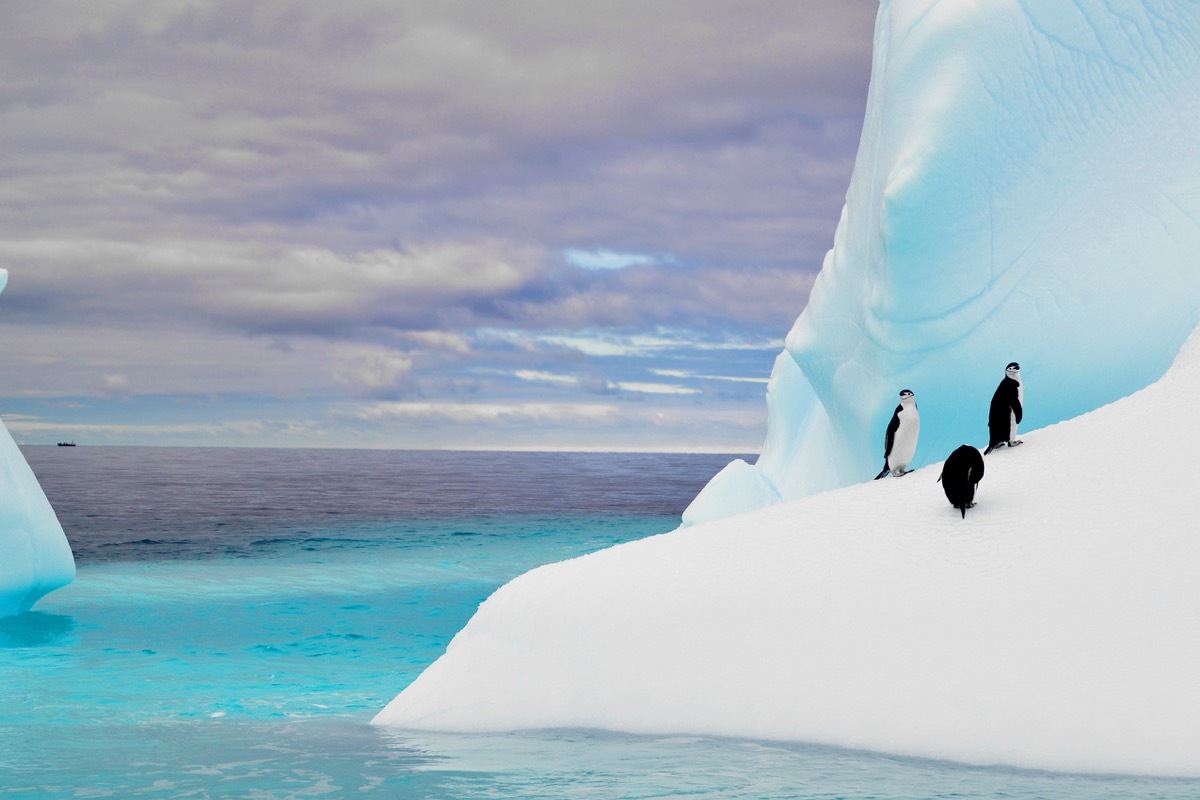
[2,446,1197,798]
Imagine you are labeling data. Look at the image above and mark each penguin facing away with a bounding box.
[874,389,920,479]
[939,444,985,518]
[985,361,1023,455]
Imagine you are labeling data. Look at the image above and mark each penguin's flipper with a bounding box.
[874,465,891,480]
[884,410,900,455]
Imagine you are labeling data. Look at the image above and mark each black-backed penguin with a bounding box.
[874,389,920,479]
[985,361,1023,455]
[939,444,985,518]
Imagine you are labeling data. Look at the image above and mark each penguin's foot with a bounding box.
[967,502,976,508]
[1008,439,1023,447]
[892,468,911,477]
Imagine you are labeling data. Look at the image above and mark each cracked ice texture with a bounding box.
[687,0,1200,522]
[0,269,76,617]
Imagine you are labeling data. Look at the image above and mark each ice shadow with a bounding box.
[0,611,76,648]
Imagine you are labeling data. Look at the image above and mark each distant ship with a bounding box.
[56,442,76,447]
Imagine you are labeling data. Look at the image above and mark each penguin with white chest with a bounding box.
[874,389,920,479]
[985,362,1023,455]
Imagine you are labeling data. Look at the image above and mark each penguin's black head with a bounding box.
[899,389,914,398]
[1006,362,1020,371]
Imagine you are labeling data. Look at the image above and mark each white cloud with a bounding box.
[400,330,473,355]
[649,368,769,384]
[563,248,658,270]
[338,401,620,424]
[506,330,782,358]
[613,381,701,396]
[100,373,132,396]
[4,418,285,439]
[514,370,579,386]
[332,346,415,397]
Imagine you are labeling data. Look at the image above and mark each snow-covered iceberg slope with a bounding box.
[689,0,1200,522]
[0,270,76,618]
[376,323,1200,776]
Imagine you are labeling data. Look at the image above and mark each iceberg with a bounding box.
[687,0,1200,522]
[376,1,1200,775]
[0,270,76,618]
[376,319,1200,776]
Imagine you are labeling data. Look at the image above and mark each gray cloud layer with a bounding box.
[0,1,875,447]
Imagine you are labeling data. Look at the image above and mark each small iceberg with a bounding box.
[0,269,76,618]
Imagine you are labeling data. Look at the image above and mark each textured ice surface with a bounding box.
[375,320,1200,777]
[0,270,76,617]
[688,0,1200,523]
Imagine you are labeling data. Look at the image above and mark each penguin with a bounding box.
[938,444,985,518]
[874,389,920,479]
[985,361,1023,455]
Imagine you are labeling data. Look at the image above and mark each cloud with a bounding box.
[1,1,870,340]
[498,263,817,333]
[0,318,434,400]
[398,330,472,355]
[316,397,768,452]
[612,381,701,396]
[509,330,782,358]
[511,369,705,396]
[3,417,302,442]
[99,373,132,396]
[332,346,415,399]
[1,2,873,265]
[5,395,769,452]
[650,368,770,384]
[514,370,579,387]
[563,248,660,271]
[0,238,812,340]
[0,2,876,449]
[337,400,621,424]
[0,238,540,335]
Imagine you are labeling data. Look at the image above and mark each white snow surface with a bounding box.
[376,322,1200,776]
[0,269,76,618]
[688,0,1200,523]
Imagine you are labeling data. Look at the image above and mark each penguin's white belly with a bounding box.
[889,412,920,471]
[1011,382,1023,438]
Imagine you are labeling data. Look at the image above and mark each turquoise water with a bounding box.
[1,515,677,796]
[4,447,1200,798]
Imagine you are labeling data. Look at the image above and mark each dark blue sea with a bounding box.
[3,446,1197,798]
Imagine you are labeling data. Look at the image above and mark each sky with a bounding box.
[0,1,876,451]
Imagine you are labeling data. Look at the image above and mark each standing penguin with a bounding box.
[985,361,1023,455]
[939,444,985,518]
[874,389,920,479]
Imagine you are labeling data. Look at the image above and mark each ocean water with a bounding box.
[2,447,1197,799]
